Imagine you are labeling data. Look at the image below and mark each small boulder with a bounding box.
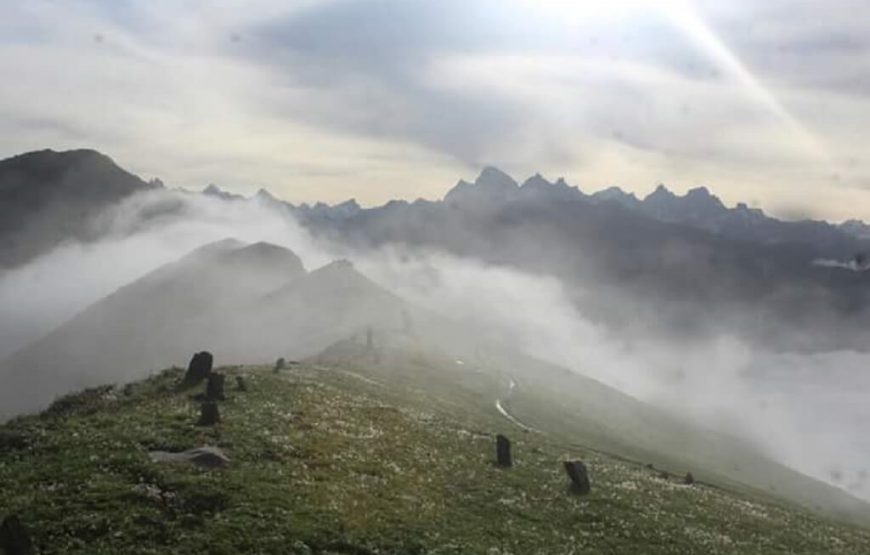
[563,460,591,495]
[197,401,220,426]
[149,446,230,468]
[496,434,512,468]
[183,351,213,385]
[0,515,33,555]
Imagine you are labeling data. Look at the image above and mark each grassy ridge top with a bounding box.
[2,362,869,554]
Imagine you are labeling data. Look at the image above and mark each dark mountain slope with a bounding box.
[0,149,159,268]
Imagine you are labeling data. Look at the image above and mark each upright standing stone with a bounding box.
[563,460,591,495]
[183,351,213,385]
[366,327,374,350]
[0,515,33,555]
[197,401,221,426]
[206,373,226,401]
[273,357,286,373]
[235,376,247,392]
[684,472,695,485]
[496,434,512,468]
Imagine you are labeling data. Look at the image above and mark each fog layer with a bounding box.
[1,188,868,502]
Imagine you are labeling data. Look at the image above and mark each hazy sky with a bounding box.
[3,0,870,220]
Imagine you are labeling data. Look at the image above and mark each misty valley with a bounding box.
[2,149,870,553]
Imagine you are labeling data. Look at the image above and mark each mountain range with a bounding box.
[3,148,870,354]
[4,149,870,269]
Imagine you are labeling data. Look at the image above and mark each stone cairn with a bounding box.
[563,460,592,495]
[179,351,221,426]
[496,434,512,468]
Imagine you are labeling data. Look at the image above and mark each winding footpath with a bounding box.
[493,375,545,434]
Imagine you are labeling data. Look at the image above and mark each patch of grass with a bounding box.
[1,361,870,554]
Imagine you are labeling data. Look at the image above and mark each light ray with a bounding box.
[526,0,827,160]
[664,6,828,159]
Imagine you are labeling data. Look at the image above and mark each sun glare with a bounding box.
[521,0,826,158]
[525,0,692,21]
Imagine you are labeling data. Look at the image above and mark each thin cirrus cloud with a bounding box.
[1,0,869,218]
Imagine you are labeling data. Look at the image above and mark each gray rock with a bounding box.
[0,515,33,555]
[563,460,591,495]
[183,351,213,385]
[206,373,226,401]
[149,446,230,468]
[496,434,512,468]
[197,401,220,426]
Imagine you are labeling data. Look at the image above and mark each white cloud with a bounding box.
[2,0,870,218]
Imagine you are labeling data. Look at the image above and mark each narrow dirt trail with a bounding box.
[493,375,545,434]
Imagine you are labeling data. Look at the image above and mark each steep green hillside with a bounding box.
[2,348,870,554]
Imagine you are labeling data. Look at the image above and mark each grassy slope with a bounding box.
[2,355,870,554]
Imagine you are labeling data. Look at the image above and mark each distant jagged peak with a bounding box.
[444,167,519,205]
[253,187,277,201]
[734,202,764,215]
[445,167,589,205]
[593,185,637,199]
[520,172,553,189]
[297,198,362,221]
[591,185,641,209]
[839,219,870,239]
[683,186,725,210]
[475,166,519,190]
[552,177,581,193]
[685,185,713,198]
[383,198,410,209]
[203,183,243,201]
[644,183,677,201]
[333,198,361,215]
